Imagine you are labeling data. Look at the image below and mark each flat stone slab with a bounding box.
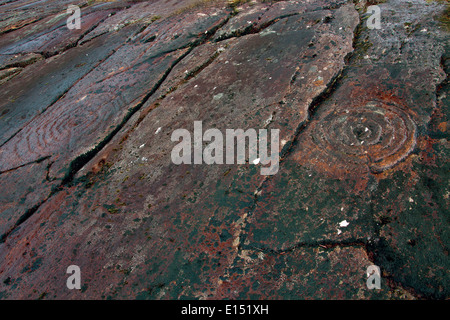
[0,0,448,300]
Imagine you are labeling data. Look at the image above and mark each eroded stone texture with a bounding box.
[0,0,448,300]
[0,158,54,238]
[212,246,415,299]
[0,6,230,178]
[0,0,81,35]
[0,24,139,147]
[244,0,449,299]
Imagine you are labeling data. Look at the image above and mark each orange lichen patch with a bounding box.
[90,156,109,174]
[437,122,447,132]
[313,79,324,86]
[416,135,439,167]
[371,153,417,181]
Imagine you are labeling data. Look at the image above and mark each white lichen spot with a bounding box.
[213,93,224,101]
[232,236,240,248]
[339,220,349,227]
[264,114,273,126]
[259,29,276,37]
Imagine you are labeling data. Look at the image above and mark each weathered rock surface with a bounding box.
[0,0,448,300]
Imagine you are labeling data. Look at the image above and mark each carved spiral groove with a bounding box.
[312,101,416,173]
